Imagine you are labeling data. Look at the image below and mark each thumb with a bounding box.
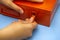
[27,0,43,2]
[1,0,24,14]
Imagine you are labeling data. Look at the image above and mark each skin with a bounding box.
[0,0,43,40]
[0,0,43,14]
[0,16,37,40]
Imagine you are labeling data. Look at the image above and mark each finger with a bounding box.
[18,18,29,24]
[12,19,23,24]
[32,21,37,29]
[1,0,24,14]
[9,2,24,14]
[18,19,28,24]
[25,15,35,23]
[27,0,43,2]
[26,18,29,21]
[29,15,35,23]
[25,18,30,23]
[27,21,37,30]
[18,19,23,22]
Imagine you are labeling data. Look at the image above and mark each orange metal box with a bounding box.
[0,0,57,26]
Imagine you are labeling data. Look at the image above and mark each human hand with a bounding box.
[0,0,43,14]
[0,15,37,40]
[0,0,24,14]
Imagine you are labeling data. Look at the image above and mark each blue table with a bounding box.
[0,5,60,40]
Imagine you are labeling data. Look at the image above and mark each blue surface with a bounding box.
[0,5,60,40]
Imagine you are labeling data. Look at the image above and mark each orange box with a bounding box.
[0,0,57,26]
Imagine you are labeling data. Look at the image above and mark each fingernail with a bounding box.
[40,0,44,2]
[19,9,24,14]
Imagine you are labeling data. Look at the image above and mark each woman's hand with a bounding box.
[0,0,43,14]
[27,0,43,2]
[0,0,24,14]
[0,15,37,40]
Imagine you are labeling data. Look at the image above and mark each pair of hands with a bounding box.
[0,0,43,14]
[0,0,41,39]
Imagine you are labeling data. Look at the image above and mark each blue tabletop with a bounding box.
[0,5,60,40]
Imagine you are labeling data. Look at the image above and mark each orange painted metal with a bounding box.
[0,0,57,26]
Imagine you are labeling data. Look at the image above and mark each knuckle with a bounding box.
[28,33,32,37]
